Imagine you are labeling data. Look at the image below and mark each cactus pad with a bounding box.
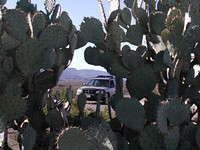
[21,126,37,150]
[0,96,26,121]
[164,126,180,150]
[145,93,163,122]
[86,126,117,150]
[196,127,200,149]
[126,64,157,99]
[77,93,87,114]
[150,11,166,34]
[39,24,68,49]
[32,12,46,37]
[16,38,44,76]
[116,98,145,132]
[180,123,198,149]
[166,99,189,126]
[122,50,142,70]
[3,9,28,41]
[46,109,64,129]
[56,11,72,33]
[126,24,143,46]
[44,0,55,14]
[120,7,131,26]
[140,124,164,150]
[80,17,105,44]
[58,128,90,150]
[1,32,21,50]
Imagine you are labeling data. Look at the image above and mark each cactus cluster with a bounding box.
[0,0,200,149]
[79,0,200,149]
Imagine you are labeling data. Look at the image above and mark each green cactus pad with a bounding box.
[122,50,142,70]
[133,8,148,29]
[110,60,129,78]
[46,109,64,129]
[196,127,200,149]
[161,29,171,43]
[21,126,37,150]
[3,9,28,41]
[32,12,46,38]
[3,72,24,97]
[80,17,105,44]
[0,96,26,121]
[80,117,95,131]
[44,0,55,14]
[145,93,163,122]
[66,85,73,104]
[86,126,117,150]
[42,48,56,69]
[110,93,123,111]
[2,57,13,76]
[164,126,180,150]
[16,38,44,76]
[116,98,145,132]
[126,64,157,99]
[39,24,69,49]
[56,11,72,33]
[126,24,143,46]
[1,32,21,50]
[150,11,166,34]
[120,7,131,26]
[84,46,101,66]
[157,102,168,134]
[140,124,164,150]
[0,72,8,91]
[166,99,189,126]
[77,93,87,114]
[58,128,90,150]
[180,123,198,150]
[0,118,5,147]
[154,50,172,72]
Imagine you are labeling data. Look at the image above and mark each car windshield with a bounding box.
[86,79,109,87]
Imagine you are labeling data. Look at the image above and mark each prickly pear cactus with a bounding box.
[80,0,200,149]
[0,0,86,149]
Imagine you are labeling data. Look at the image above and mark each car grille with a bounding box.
[83,89,96,94]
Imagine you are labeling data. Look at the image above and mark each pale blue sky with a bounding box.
[5,0,125,71]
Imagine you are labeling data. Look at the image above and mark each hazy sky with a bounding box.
[5,0,125,71]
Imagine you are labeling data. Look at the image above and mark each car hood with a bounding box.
[79,86,108,90]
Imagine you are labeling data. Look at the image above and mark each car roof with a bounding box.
[92,75,115,80]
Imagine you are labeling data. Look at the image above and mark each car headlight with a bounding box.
[76,89,82,95]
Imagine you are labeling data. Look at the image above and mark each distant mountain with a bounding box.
[59,68,109,82]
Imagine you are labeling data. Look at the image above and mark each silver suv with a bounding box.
[76,75,116,104]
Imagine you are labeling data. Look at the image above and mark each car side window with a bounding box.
[110,80,114,88]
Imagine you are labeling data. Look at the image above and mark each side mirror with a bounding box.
[83,83,86,86]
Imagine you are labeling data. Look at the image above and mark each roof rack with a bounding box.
[96,75,114,79]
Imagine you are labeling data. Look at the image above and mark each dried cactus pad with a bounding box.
[116,98,145,132]
[0,96,26,121]
[16,38,44,76]
[58,128,90,150]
